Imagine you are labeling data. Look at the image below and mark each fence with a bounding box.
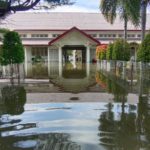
[0,64,25,83]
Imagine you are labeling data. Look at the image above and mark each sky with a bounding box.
[48,0,150,13]
[49,0,100,12]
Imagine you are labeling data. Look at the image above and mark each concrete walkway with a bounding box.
[27,93,138,104]
[0,79,139,104]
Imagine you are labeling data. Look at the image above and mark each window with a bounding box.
[128,34,135,38]
[52,34,60,38]
[32,47,47,57]
[118,34,123,38]
[99,34,104,37]
[31,34,48,38]
[99,34,116,38]
[112,34,116,37]
[137,34,141,38]
[20,34,27,38]
[91,34,97,38]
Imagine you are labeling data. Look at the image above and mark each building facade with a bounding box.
[0,12,150,77]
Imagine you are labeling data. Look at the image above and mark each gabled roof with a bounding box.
[48,27,100,45]
[2,12,150,31]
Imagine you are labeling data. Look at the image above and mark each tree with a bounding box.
[106,43,113,60]
[100,0,140,41]
[1,31,24,84]
[141,0,150,41]
[112,39,130,61]
[96,45,107,60]
[0,28,9,65]
[0,0,73,17]
[137,33,150,62]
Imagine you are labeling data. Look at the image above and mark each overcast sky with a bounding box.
[48,0,150,13]
[50,0,100,12]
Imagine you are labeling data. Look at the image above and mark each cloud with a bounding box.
[49,0,100,12]
[49,5,99,12]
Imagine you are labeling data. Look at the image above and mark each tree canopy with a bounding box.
[100,0,141,41]
[0,0,73,17]
[112,39,130,61]
[137,33,150,62]
[100,0,140,25]
[1,31,24,65]
[106,43,113,60]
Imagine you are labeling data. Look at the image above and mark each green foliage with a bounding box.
[100,50,106,60]
[112,39,130,61]
[137,33,150,62]
[106,43,113,60]
[1,86,26,115]
[32,63,48,79]
[0,0,72,17]
[100,0,140,26]
[0,0,8,9]
[32,55,44,63]
[1,31,24,65]
[0,28,9,34]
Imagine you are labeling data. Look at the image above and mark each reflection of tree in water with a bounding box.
[116,110,138,150]
[98,103,117,146]
[35,133,81,150]
[98,103,139,150]
[0,133,81,150]
[98,96,150,150]
[106,74,128,103]
[96,71,128,103]
[137,96,150,149]
[1,86,26,115]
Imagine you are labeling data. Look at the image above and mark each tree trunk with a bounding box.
[17,64,20,85]
[10,63,14,85]
[141,0,147,41]
[124,17,128,41]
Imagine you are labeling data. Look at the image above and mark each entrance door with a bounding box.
[62,46,86,63]
[62,46,87,78]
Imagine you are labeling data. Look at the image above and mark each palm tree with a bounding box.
[141,0,150,41]
[100,0,141,41]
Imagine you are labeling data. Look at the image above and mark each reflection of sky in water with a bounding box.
[0,103,138,150]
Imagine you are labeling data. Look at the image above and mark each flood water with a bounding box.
[0,61,150,150]
[0,102,150,150]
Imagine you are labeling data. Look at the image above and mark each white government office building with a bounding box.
[0,12,150,77]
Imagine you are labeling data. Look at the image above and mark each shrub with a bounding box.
[2,31,24,65]
[106,43,113,60]
[96,45,107,60]
[1,31,24,84]
[112,39,130,61]
[137,33,150,62]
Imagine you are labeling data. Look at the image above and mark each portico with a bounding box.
[47,27,100,77]
[24,27,100,78]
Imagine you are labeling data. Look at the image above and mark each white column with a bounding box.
[58,46,62,77]
[24,47,28,77]
[2,66,6,77]
[86,46,90,63]
[48,47,50,76]
[86,46,90,77]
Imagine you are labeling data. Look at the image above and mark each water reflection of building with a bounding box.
[49,62,96,93]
